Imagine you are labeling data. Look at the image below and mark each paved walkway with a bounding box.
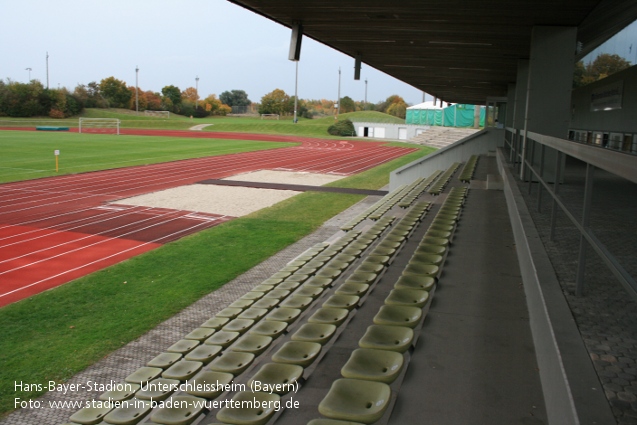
[517,155,637,425]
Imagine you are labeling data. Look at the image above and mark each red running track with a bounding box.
[0,128,416,307]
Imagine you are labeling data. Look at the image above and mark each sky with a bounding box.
[1,0,430,106]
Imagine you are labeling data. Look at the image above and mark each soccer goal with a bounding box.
[260,114,280,120]
[144,110,170,119]
[79,118,120,135]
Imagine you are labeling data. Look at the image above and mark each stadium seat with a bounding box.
[68,405,113,424]
[318,378,391,424]
[271,271,293,280]
[263,289,291,300]
[341,348,404,384]
[248,363,304,395]
[364,255,391,265]
[230,334,273,355]
[250,297,281,310]
[261,277,284,286]
[147,352,182,369]
[317,267,343,279]
[183,327,216,342]
[184,344,222,364]
[166,339,200,355]
[404,263,440,276]
[162,360,203,381]
[216,391,281,425]
[358,325,414,353]
[184,370,233,399]
[125,367,163,384]
[322,294,360,310]
[200,317,229,330]
[394,274,436,291]
[307,419,365,425]
[103,398,151,425]
[384,289,430,308]
[373,305,423,328]
[251,283,276,293]
[240,291,265,301]
[346,272,378,284]
[415,243,447,255]
[237,308,269,321]
[248,320,288,338]
[272,341,322,367]
[228,298,255,309]
[136,378,179,401]
[291,323,337,345]
[264,307,301,323]
[308,308,350,326]
[208,351,255,375]
[280,295,314,310]
[335,283,369,296]
[204,330,240,348]
[294,285,324,299]
[149,395,206,425]
[410,253,444,266]
[222,318,255,334]
[215,307,244,319]
[277,280,302,291]
[425,229,452,239]
[304,276,334,288]
[99,383,139,402]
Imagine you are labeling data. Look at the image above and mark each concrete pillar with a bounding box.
[513,60,529,130]
[506,83,516,129]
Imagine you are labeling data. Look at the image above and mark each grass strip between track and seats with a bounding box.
[0,145,434,416]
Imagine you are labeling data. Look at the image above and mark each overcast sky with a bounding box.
[1,0,430,105]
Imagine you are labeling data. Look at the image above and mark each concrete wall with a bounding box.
[351,122,429,141]
[389,128,504,190]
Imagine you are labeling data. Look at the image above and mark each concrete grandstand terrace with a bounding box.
[0,129,415,307]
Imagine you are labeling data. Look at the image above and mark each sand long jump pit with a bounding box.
[113,170,345,217]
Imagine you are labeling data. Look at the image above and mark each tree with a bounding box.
[259,89,290,115]
[376,94,406,114]
[161,85,182,111]
[99,76,131,108]
[386,102,407,119]
[339,96,356,113]
[181,87,199,104]
[145,91,163,110]
[127,86,148,111]
[574,54,632,87]
[220,90,251,107]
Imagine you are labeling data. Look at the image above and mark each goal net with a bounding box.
[260,114,280,120]
[144,110,170,119]
[79,118,120,135]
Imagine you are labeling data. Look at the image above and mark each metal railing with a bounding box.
[504,127,637,300]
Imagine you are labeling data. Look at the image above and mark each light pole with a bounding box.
[26,68,32,82]
[336,67,341,119]
[195,76,199,110]
[293,60,299,123]
[135,66,139,115]
[364,78,368,110]
[46,52,49,89]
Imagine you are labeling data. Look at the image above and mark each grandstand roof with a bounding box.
[228,0,637,104]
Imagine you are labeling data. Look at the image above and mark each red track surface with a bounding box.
[0,128,416,307]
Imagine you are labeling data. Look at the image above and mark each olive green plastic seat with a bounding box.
[347,272,377,284]
[341,348,404,384]
[248,320,288,338]
[431,217,456,226]
[434,213,459,222]
[228,298,254,309]
[222,318,255,334]
[286,273,311,283]
[373,305,423,328]
[335,283,369,296]
[166,339,200,355]
[420,236,450,247]
[306,258,328,268]
[265,307,301,323]
[371,245,398,257]
[297,265,320,276]
[240,291,265,301]
[216,391,281,425]
[230,334,273,355]
[185,344,222,364]
[103,399,151,425]
[272,341,322,367]
[263,289,291,300]
[277,280,301,291]
[205,331,240,348]
[184,327,216,341]
[356,263,384,274]
[358,325,414,353]
[248,363,304,395]
[280,265,300,273]
[323,294,360,310]
[394,274,436,291]
[378,239,401,249]
[147,352,182,369]
[308,307,350,326]
[271,270,293,280]
[410,253,444,266]
[426,229,452,239]
[318,378,391,424]
[237,308,268,322]
[184,370,233,399]
[304,276,334,288]
[251,283,275,293]
[125,367,163,384]
[385,288,430,308]
[288,258,309,268]
[404,263,440,276]
[307,419,365,425]
[291,323,337,345]
[365,255,391,265]
[317,267,342,279]
[250,297,280,310]
[416,243,447,255]
[261,277,284,286]
[341,246,364,257]
[333,254,357,264]
[279,295,313,310]
[99,383,140,402]
[162,360,203,380]
[149,395,206,425]
[294,285,324,299]
[208,351,255,375]
[200,317,229,330]
[68,406,113,424]
[136,377,179,401]
[215,307,243,319]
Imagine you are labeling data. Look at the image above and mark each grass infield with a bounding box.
[0,127,434,415]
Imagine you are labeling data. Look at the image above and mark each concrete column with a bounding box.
[513,60,529,130]
[506,83,516,129]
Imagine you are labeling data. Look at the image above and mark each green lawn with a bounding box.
[0,131,293,183]
[0,142,434,416]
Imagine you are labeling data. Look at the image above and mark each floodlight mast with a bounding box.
[336,67,341,119]
[26,68,32,82]
[135,66,139,115]
[195,76,199,109]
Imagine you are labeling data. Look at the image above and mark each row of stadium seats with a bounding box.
[427,162,461,195]
[458,155,479,182]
